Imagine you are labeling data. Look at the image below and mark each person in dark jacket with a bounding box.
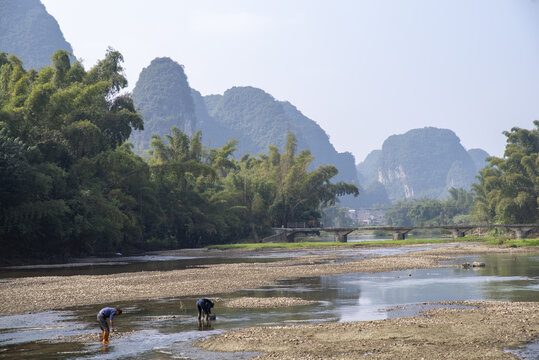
[97,307,122,343]
[196,298,215,320]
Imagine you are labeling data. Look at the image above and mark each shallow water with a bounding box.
[0,244,436,279]
[0,251,537,359]
[0,256,283,279]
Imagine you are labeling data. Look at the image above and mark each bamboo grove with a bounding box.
[0,49,358,262]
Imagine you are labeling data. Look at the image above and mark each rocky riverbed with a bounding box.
[0,243,535,316]
[1,243,537,359]
[196,301,538,359]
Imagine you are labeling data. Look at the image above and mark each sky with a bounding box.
[41,0,539,163]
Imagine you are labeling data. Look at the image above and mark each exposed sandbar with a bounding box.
[196,301,538,360]
[0,243,535,316]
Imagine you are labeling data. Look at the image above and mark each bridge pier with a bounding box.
[328,230,354,243]
[448,227,473,238]
[392,228,412,241]
[266,228,297,243]
[284,231,296,242]
[505,226,536,239]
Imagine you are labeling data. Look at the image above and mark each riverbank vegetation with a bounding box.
[1,49,536,263]
[473,121,539,224]
[384,188,475,226]
[482,237,539,247]
[208,236,538,250]
[0,50,358,262]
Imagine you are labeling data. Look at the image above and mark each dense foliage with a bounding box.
[384,188,475,226]
[0,50,357,262]
[472,121,539,224]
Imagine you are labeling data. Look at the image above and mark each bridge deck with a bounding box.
[271,224,538,242]
[279,224,539,232]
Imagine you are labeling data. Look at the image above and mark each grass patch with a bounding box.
[484,238,539,247]
[352,237,484,246]
[207,237,502,250]
[208,242,354,250]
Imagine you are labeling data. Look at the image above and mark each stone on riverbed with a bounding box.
[462,262,486,268]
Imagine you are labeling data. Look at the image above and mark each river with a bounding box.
[0,246,537,359]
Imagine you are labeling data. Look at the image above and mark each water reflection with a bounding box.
[0,311,85,346]
[0,245,450,279]
[0,256,283,279]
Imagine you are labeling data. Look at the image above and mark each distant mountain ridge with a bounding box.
[0,0,74,69]
[357,127,489,204]
[201,86,359,184]
[131,57,361,206]
[2,0,489,210]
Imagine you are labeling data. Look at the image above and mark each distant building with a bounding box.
[355,209,386,225]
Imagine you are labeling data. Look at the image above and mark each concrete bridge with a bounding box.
[268,224,539,243]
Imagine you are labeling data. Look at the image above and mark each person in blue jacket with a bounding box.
[97,307,122,343]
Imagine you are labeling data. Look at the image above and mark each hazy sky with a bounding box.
[41,0,539,162]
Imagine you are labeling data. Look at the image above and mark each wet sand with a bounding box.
[1,243,537,359]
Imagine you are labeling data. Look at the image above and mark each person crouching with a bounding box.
[97,307,122,343]
[196,298,215,321]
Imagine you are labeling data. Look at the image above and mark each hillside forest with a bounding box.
[0,50,358,262]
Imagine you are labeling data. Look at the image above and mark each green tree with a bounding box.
[473,121,539,224]
[149,127,221,248]
[268,132,359,227]
[385,188,475,226]
[0,49,149,261]
[0,49,362,262]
